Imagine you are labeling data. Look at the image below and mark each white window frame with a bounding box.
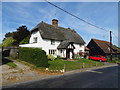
[49,49,57,55]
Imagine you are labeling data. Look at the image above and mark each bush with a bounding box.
[47,54,56,60]
[2,37,16,47]
[74,54,80,60]
[54,55,61,60]
[20,36,30,44]
[107,58,120,63]
[19,47,48,67]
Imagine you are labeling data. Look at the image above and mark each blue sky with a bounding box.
[1,2,118,46]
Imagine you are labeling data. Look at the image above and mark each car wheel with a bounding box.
[100,60,102,62]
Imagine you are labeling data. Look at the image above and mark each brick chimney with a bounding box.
[52,19,58,27]
[68,27,71,30]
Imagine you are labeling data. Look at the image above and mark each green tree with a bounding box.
[3,25,30,46]
[20,35,30,44]
[5,32,14,38]
[13,25,30,46]
[2,37,16,47]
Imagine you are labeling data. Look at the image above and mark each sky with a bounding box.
[1,1,118,46]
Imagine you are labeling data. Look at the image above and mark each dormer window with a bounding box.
[51,40,55,45]
[33,37,37,43]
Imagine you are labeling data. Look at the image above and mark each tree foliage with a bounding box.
[2,37,16,47]
[3,25,30,46]
[12,26,30,45]
[5,32,14,38]
[20,35,30,44]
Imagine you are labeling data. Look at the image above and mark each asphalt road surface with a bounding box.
[4,65,119,88]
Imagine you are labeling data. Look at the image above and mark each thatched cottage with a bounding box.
[20,19,85,59]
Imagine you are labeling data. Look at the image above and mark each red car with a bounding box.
[88,55,107,62]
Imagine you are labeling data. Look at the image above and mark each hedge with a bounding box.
[19,47,48,67]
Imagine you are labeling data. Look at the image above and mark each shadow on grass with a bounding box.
[2,57,13,65]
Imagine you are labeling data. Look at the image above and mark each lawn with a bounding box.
[6,62,17,68]
[7,57,104,72]
[48,58,104,71]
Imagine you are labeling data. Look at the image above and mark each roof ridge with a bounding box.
[92,38,110,43]
[40,21,76,33]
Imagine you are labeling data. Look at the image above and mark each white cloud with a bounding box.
[0,33,5,43]
[2,2,118,46]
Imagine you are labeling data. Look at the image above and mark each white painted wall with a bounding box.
[19,43,42,48]
[20,31,61,57]
[19,31,43,48]
[74,44,84,54]
[58,49,66,58]
[19,30,84,58]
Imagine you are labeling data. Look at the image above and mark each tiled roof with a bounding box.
[85,46,89,50]
[92,39,118,54]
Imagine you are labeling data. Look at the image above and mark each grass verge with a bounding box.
[48,58,104,71]
[7,57,104,73]
[2,57,17,68]
[6,62,17,68]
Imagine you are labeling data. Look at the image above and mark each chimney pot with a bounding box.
[52,19,58,27]
[68,27,70,29]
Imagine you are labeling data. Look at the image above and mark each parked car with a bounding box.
[88,55,107,62]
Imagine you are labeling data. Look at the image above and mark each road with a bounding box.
[4,65,119,88]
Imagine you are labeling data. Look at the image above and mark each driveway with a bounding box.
[1,58,48,87]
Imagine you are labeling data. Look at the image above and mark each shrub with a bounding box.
[107,58,120,63]
[20,36,30,44]
[2,37,16,47]
[74,54,80,60]
[105,55,120,63]
[19,47,48,67]
[54,55,61,60]
[47,54,56,60]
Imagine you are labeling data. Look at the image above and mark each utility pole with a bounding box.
[110,31,112,61]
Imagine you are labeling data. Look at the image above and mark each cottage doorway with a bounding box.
[66,49,74,59]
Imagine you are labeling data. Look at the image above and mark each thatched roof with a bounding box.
[57,40,70,49]
[31,21,85,45]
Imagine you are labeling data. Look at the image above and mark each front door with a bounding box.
[66,49,74,59]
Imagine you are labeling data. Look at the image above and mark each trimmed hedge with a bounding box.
[19,47,48,67]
